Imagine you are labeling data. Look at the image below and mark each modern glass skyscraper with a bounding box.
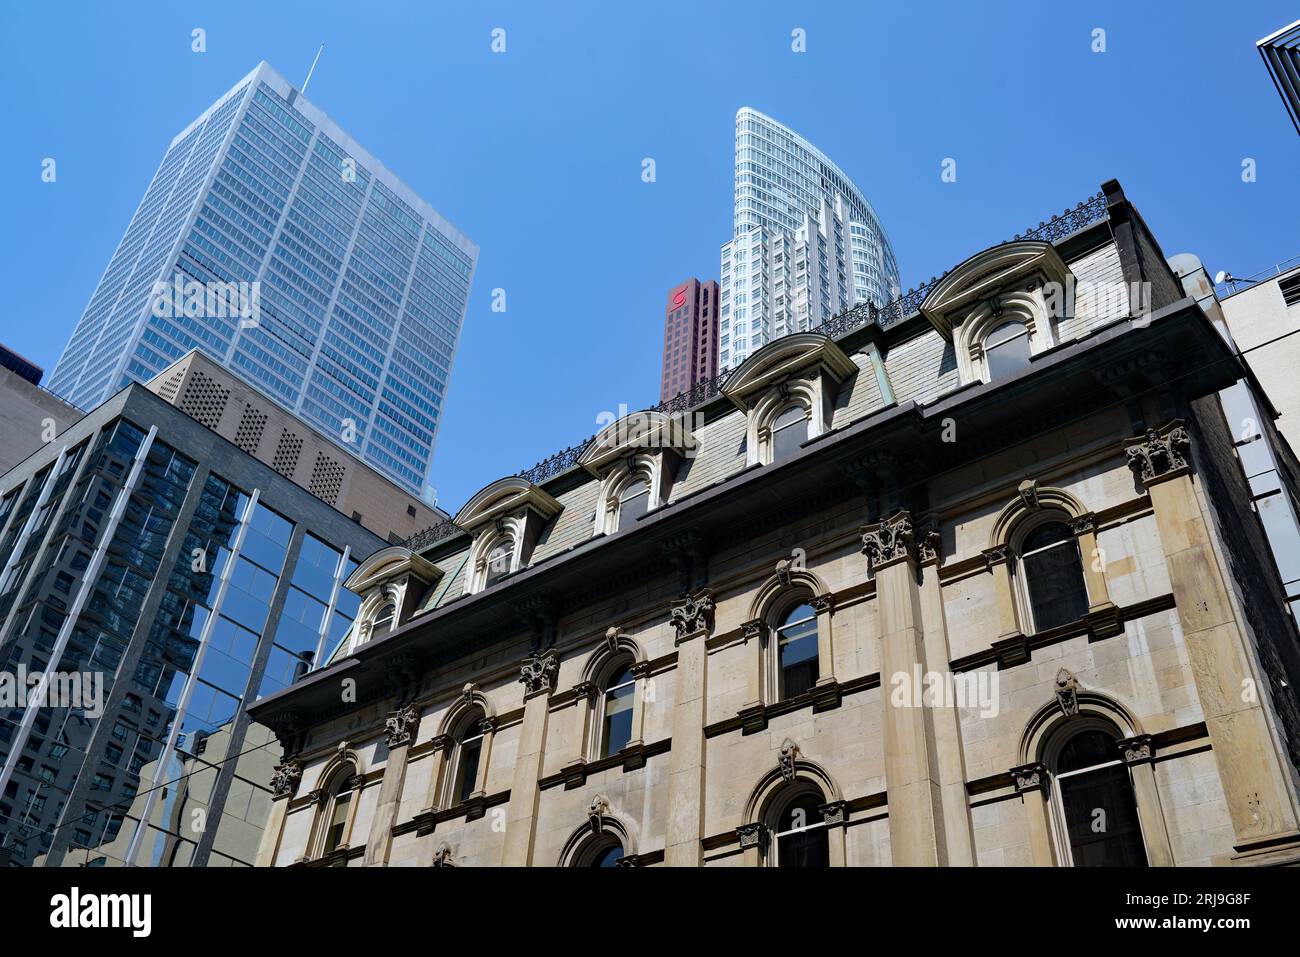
[719,108,899,369]
[48,62,478,497]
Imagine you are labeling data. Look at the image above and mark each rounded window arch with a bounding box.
[769,403,810,463]
[983,320,1032,379]
[1042,717,1147,867]
[599,662,637,758]
[764,781,829,868]
[772,601,819,701]
[1016,517,1089,632]
[614,476,651,533]
[575,834,625,867]
[369,600,397,641]
[484,539,514,588]
[450,709,486,805]
[314,761,359,858]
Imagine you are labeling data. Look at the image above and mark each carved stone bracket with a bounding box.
[982,543,1012,568]
[737,822,767,849]
[778,738,800,782]
[741,619,766,644]
[738,701,767,735]
[810,593,836,615]
[384,703,420,749]
[1117,734,1154,765]
[1084,603,1124,640]
[1011,762,1047,794]
[346,773,367,792]
[861,510,916,570]
[1069,513,1098,536]
[431,843,455,867]
[819,800,849,826]
[588,795,611,836]
[1125,420,1192,488]
[670,588,715,643]
[270,757,303,797]
[1054,668,1081,718]
[518,650,559,697]
[562,759,588,790]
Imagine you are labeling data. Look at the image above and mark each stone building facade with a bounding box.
[248,181,1300,867]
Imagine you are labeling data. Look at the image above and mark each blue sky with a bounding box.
[1,1,1296,512]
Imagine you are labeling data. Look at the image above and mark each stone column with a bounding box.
[863,511,945,866]
[363,704,421,866]
[254,757,302,867]
[1117,735,1174,867]
[502,652,558,866]
[1128,421,1300,856]
[1070,513,1123,638]
[981,544,1022,639]
[664,589,714,866]
[916,533,978,866]
[1011,762,1057,867]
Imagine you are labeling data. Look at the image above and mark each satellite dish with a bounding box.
[1214,270,1228,284]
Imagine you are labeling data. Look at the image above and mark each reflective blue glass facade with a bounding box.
[48,63,478,496]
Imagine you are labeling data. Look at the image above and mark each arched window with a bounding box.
[615,478,650,533]
[576,836,624,867]
[1047,722,1147,867]
[984,320,1032,379]
[321,765,356,855]
[484,541,513,588]
[770,405,810,462]
[600,664,636,757]
[370,601,396,641]
[452,714,485,804]
[1019,521,1089,632]
[774,603,819,700]
[766,785,829,868]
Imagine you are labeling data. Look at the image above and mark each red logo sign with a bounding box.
[672,289,687,307]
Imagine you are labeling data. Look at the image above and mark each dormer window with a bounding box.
[579,411,696,537]
[984,320,1032,379]
[770,405,811,462]
[615,478,650,532]
[342,546,443,653]
[454,477,563,595]
[721,334,857,468]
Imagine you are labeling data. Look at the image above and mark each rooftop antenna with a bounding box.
[302,43,325,95]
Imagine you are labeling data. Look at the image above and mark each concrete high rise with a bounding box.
[47,62,478,497]
[719,108,899,370]
[660,278,719,401]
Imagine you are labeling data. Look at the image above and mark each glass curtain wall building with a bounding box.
[47,62,478,497]
[719,108,900,369]
[0,383,378,867]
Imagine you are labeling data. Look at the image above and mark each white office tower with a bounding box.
[719,108,899,370]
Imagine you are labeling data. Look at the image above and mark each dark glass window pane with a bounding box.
[456,735,482,803]
[617,481,649,533]
[1059,765,1147,867]
[777,605,819,700]
[485,543,512,586]
[1022,524,1089,631]
[591,843,623,867]
[602,667,635,757]
[771,406,808,462]
[777,794,829,868]
[1057,729,1117,773]
[985,322,1031,379]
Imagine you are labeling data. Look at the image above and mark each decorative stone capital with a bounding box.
[1054,668,1081,718]
[741,618,766,643]
[861,510,916,570]
[670,588,715,643]
[572,680,599,704]
[983,543,1012,568]
[810,593,836,615]
[736,822,767,849]
[1117,734,1154,765]
[430,733,453,753]
[1125,420,1192,488]
[518,651,559,697]
[916,527,942,567]
[384,703,420,749]
[1069,512,1098,536]
[346,773,367,792]
[270,757,303,797]
[1011,762,1047,794]
[307,788,327,807]
[819,800,849,825]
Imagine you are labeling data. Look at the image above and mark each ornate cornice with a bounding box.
[1125,420,1192,488]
